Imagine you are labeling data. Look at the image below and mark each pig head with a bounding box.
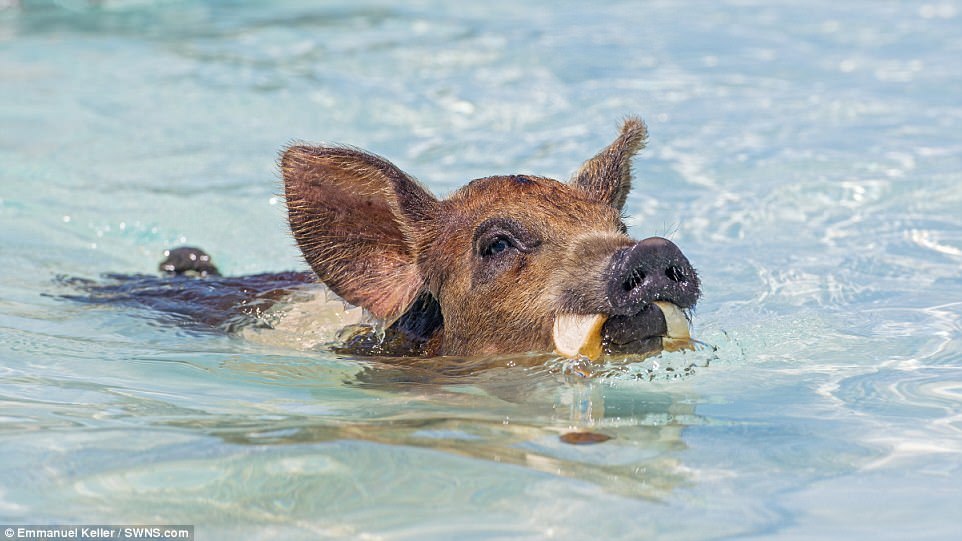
[282,117,700,358]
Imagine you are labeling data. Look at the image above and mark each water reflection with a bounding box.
[160,352,714,499]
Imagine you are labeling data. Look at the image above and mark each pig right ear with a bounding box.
[570,116,648,210]
[282,145,439,321]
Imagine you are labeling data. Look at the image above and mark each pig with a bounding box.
[280,116,700,359]
[71,117,699,360]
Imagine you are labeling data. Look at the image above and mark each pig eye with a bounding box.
[473,217,539,263]
[481,236,514,257]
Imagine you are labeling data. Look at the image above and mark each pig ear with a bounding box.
[282,145,439,321]
[570,116,648,210]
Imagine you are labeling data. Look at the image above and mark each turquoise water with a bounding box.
[2,1,961,539]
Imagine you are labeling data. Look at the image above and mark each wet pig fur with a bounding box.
[281,116,700,357]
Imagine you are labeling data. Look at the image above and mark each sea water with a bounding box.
[1,1,960,539]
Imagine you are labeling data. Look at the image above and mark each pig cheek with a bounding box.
[498,259,565,350]
[440,271,543,353]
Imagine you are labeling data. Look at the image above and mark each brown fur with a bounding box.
[283,117,680,357]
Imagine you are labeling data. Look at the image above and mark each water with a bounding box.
[2,1,961,539]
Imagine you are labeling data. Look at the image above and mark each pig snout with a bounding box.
[605,237,699,315]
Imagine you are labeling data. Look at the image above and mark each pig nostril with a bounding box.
[623,267,646,291]
[665,265,685,283]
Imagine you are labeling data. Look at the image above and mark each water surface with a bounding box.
[1,1,961,539]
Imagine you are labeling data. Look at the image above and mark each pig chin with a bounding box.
[601,302,691,356]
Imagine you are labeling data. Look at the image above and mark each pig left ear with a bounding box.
[570,116,648,210]
[282,144,439,321]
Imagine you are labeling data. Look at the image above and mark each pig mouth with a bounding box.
[552,302,692,360]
